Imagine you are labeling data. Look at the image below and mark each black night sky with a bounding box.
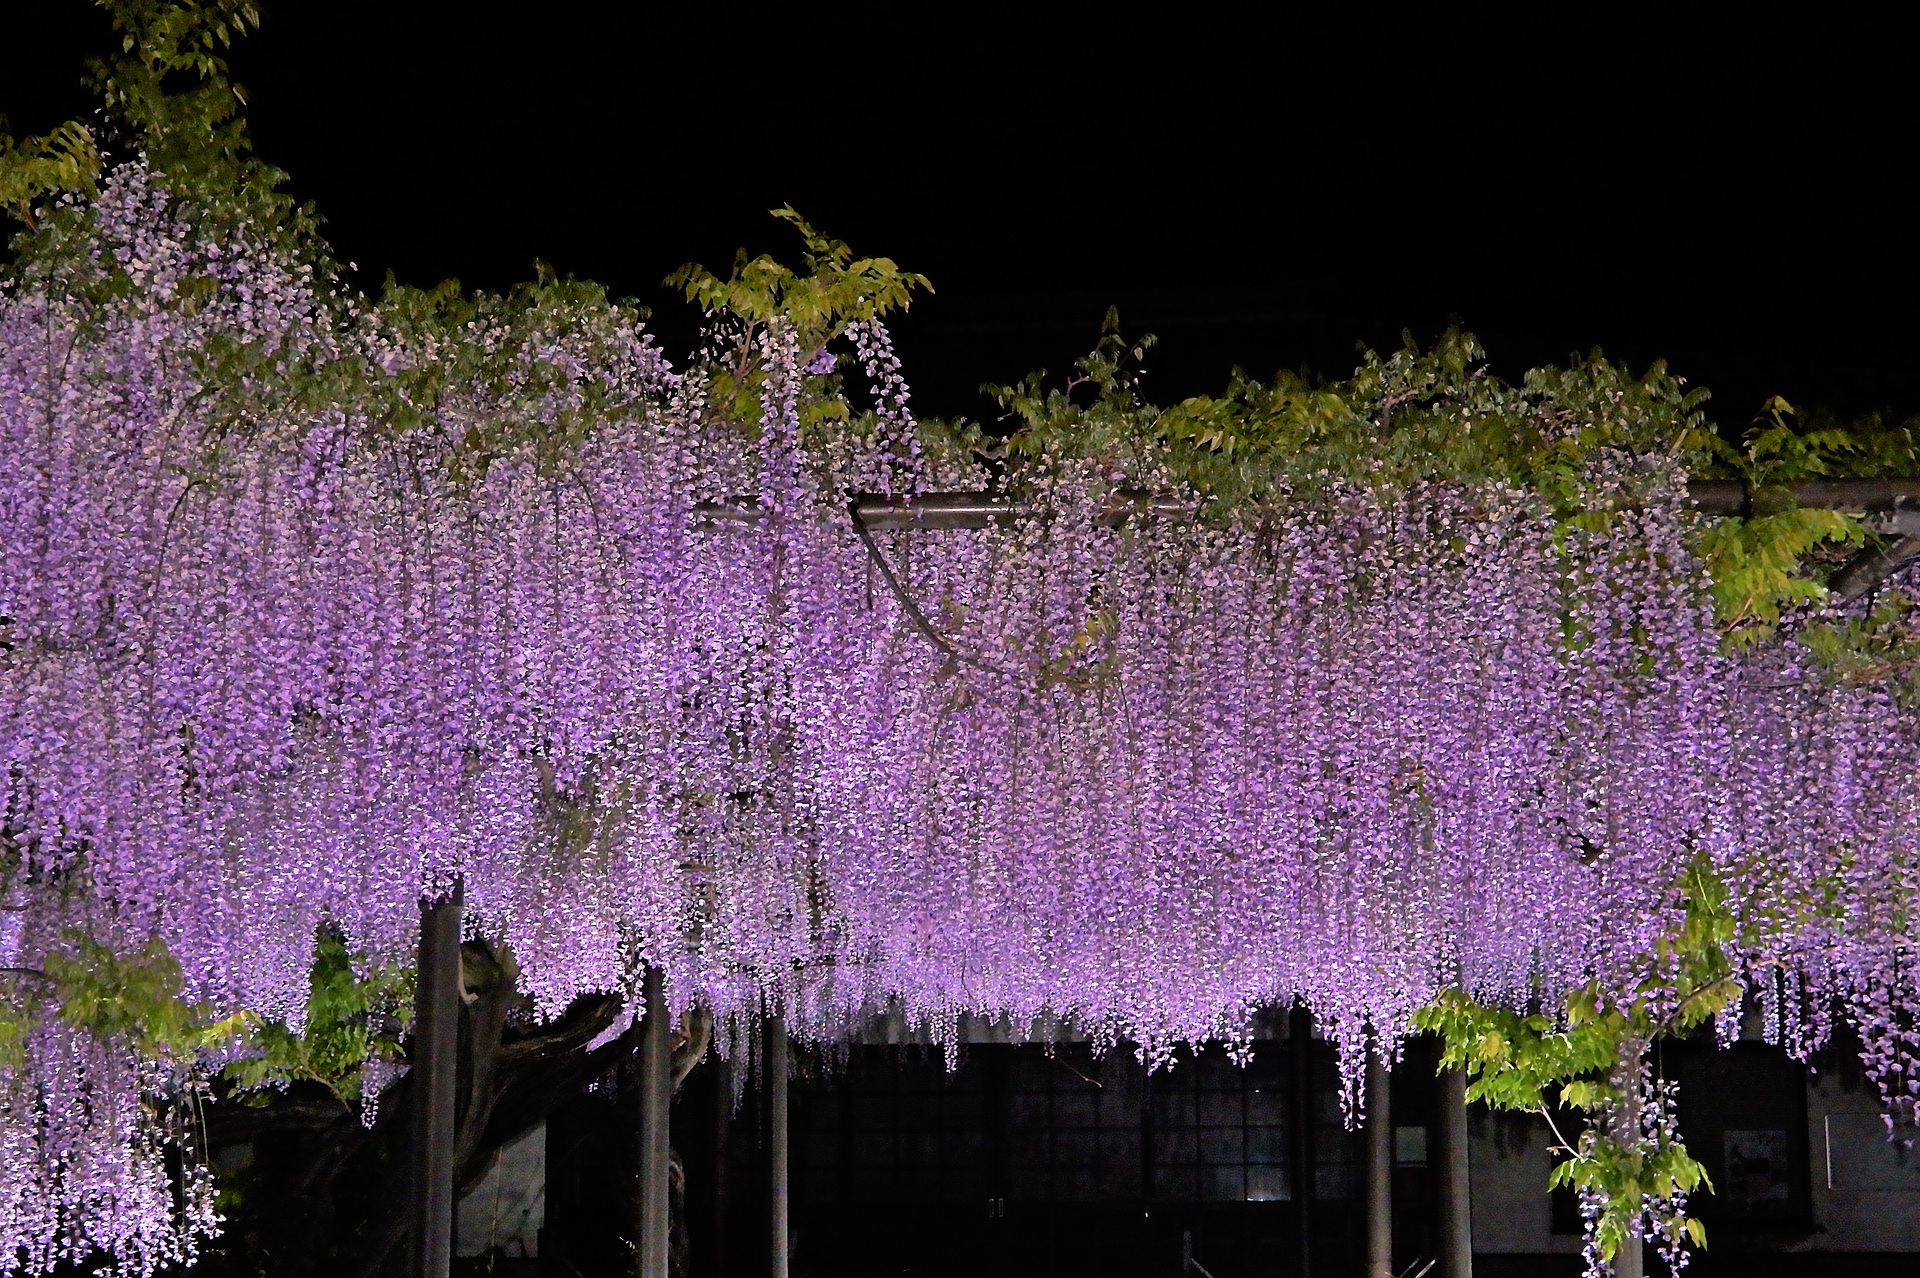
[7,3,1916,428]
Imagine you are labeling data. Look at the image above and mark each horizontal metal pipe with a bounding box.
[1684,478,1920,515]
[696,479,1920,530]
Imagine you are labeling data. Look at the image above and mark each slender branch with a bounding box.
[848,498,1009,675]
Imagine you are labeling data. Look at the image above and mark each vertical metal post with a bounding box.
[1289,1005,1314,1278]
[767,1014,789,1278]
[712,1051,731,1278]
[1439,1066,1473,1278]
[636,967,671,1278]
[1609,1044,1646,1278]
[1614,1226,1643,1278]
[1367,1047,1393,1278]
[411,879,462,1278]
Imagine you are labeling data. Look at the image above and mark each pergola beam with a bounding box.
[698,478,1920,530]
[700,477,1920,633]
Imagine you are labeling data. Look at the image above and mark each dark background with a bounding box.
[7,2,1916,428]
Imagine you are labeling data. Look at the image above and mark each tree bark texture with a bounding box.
[196,941,624,1278]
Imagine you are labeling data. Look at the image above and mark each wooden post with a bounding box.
[635,967,671,1278]
[410,880,462,1278]
[1367,1047,1393,1278]
[767,1014,789,1278]
[1439,1066,1473,1278]
[1289,1005,1314,1278]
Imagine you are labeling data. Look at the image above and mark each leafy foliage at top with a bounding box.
[983,317,1709,515]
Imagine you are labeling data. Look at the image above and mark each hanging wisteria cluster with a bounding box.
[3,159,1919,1270]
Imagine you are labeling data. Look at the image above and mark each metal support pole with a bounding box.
[1439,1066,1473,1278]
[1614,1222,1643,1278]
[636,967,671,1278]
[712,1051,731,1278]
[410,879,462,1278]
[1610,1044,1646,1278]
[1289,1005,1314,1278]
[1367,1047,1393,1278]
[767,1014,789,1278]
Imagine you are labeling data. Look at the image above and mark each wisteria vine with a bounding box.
[1,92,1919,1278]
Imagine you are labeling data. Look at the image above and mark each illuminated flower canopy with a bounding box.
[1,159,1916,1273]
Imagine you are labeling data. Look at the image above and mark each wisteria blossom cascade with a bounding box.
[2,166,1918,1269]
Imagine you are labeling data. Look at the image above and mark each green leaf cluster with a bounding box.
[225,928,410,1107]
[2,923,406,1116]
[1688,397,1920,643]
[40,933,247,1062]
[668,206,930,338]
[0,121,102,227]
[665,206,933,454]
[1413,859,1741,1264]
[986,319,1710,522]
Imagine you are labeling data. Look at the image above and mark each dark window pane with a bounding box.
[1008,1129,1049,1166]
[1202,1163,1246,1202]
[1054,1093,1098,1127]
[1056,1163,1098,1202]
[851,1095,895,1130]
[1153,1092,1195,1128]
[944,1130,986,1165]
[1008,1091,1050,1126]
[942,1163,988,1203]
[1099,1054,1145,1097]
[1245,1054,1286,1089]
[1198,1126,1244,1164]
[1247,1087,1286,1126]
[798,1163,839,1203]
[1153,1163,1198,1203]
[1055,1130,1098,1167]
[1246,1164,1291,1202]
[895,1164,940,1201]
[855,1164,903,1202]
[1097,1148,1141,1199]
[1154,1129,1197,1164]
[1198,1091,1244,1126]
[1247,1125,1288,1164]
[1098,1129,1141,1167]
[1007,1160,1049,1201]
[901,1132,940,1168]
[1009,1057,1052,1091]
[944,1091,986,1127]
[1195,1055,1240,1090]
